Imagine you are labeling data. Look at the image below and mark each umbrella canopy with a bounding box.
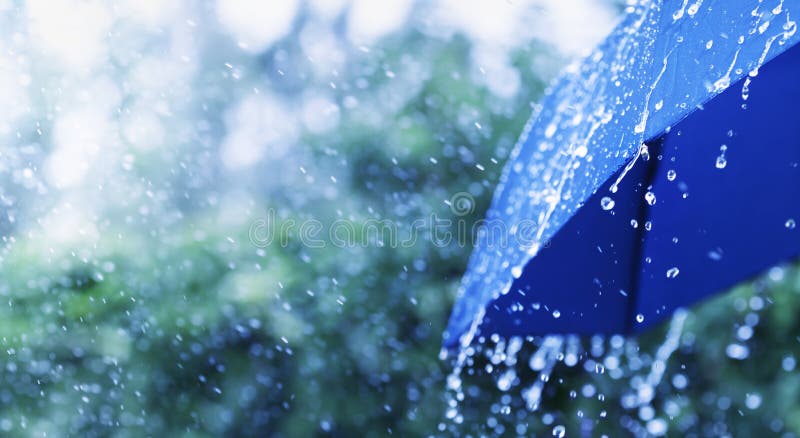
[444,0,800,349]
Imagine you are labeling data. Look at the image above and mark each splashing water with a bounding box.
[523,336,565,411]
[442,312,691,434]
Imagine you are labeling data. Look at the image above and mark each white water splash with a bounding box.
[523,336,565,411]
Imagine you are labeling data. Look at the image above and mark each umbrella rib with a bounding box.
[623,138,661,334]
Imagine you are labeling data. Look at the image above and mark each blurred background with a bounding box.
[1,0,799,436]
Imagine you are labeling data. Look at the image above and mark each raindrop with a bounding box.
[672,374,688,389]
[636,314,645,323]
[687,0,701,16]
[706,40,713,49]
[786,219,796,230]
[552,425,566,437]
[672,0,689,20]
[644,191,656,205]
[647,418,668,436]
[666,267,680,278]
[544,123,557,138]
[741,77,751,100]
[666,169,676,181]
[496,370,516,391]
[552,310,561,319]
[716,144,728,169]
[446,374,461,390]
[630,219,639,228]
[640,144,651,161]
[726,343,750,360]
[782,356,796,372]
[511,266,523,278]
[745,393,762,410]
[600,196,615,210]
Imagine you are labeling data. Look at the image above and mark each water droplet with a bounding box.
[600,196,615,211]
[726,343,750,360]
[630,219,639,228]
[687,0,701,16]
[786,219,796,230]
[544,123,557,138]
[666,169,676,181]
[644,191,656,205]
[636,314,645,323]
[745,393,762,410]
[706,40,714,49]
[446,374,461,390]
[552,310,561,319]
[716,144,728,169]
[666,267,680,278]
[741,77,751,100]
[552,425,566,437]
[647,418,668,436]
[654,100,664,110]
[497,369,516,391]
[640,144,651,161]
[511,266,523,279]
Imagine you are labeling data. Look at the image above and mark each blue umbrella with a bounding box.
[444,0,800,349]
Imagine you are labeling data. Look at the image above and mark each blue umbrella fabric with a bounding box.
[444,0,800,349]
